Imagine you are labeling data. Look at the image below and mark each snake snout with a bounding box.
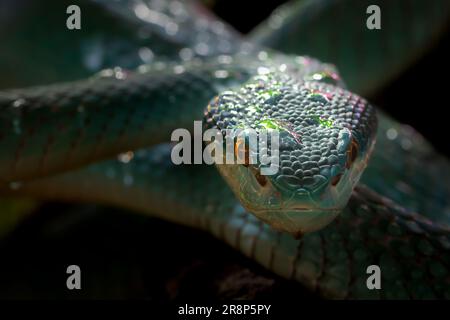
[204,69,377,235]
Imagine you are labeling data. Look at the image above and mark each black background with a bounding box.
[0,0,449,301]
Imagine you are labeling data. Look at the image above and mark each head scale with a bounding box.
[204,66,377,236]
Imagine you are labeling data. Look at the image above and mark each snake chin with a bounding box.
[251,207,342,237]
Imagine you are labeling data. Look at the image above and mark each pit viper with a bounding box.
[0,0,450,299]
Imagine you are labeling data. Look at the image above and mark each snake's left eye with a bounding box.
[331,174,342,186]
[346,138,359,169]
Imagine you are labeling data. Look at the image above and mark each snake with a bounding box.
[0,0,450,299]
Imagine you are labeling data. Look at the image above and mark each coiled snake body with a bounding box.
[0,0,450,299]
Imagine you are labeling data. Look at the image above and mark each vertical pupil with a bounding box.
[346,139,359,169]
[331,174,342,186]
[235,139,250,166]
[254,171,267,186]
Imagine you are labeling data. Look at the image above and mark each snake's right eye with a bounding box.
[234,138,250,167]
[254,170,267,187]
[247,164,267,187]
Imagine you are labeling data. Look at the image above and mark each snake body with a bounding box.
[1,0,450,299]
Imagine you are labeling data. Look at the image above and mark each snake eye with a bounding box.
[247,165,267,187]
[235,138,250,166]
[254,170,267,186]
[346,138,359,169]
[331,174,342,186]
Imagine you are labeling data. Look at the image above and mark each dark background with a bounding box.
[0,0,448,299]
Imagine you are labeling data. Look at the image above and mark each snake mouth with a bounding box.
[248,202,342,213]
[262,206,341,212]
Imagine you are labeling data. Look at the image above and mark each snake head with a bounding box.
[204,72,377,236]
